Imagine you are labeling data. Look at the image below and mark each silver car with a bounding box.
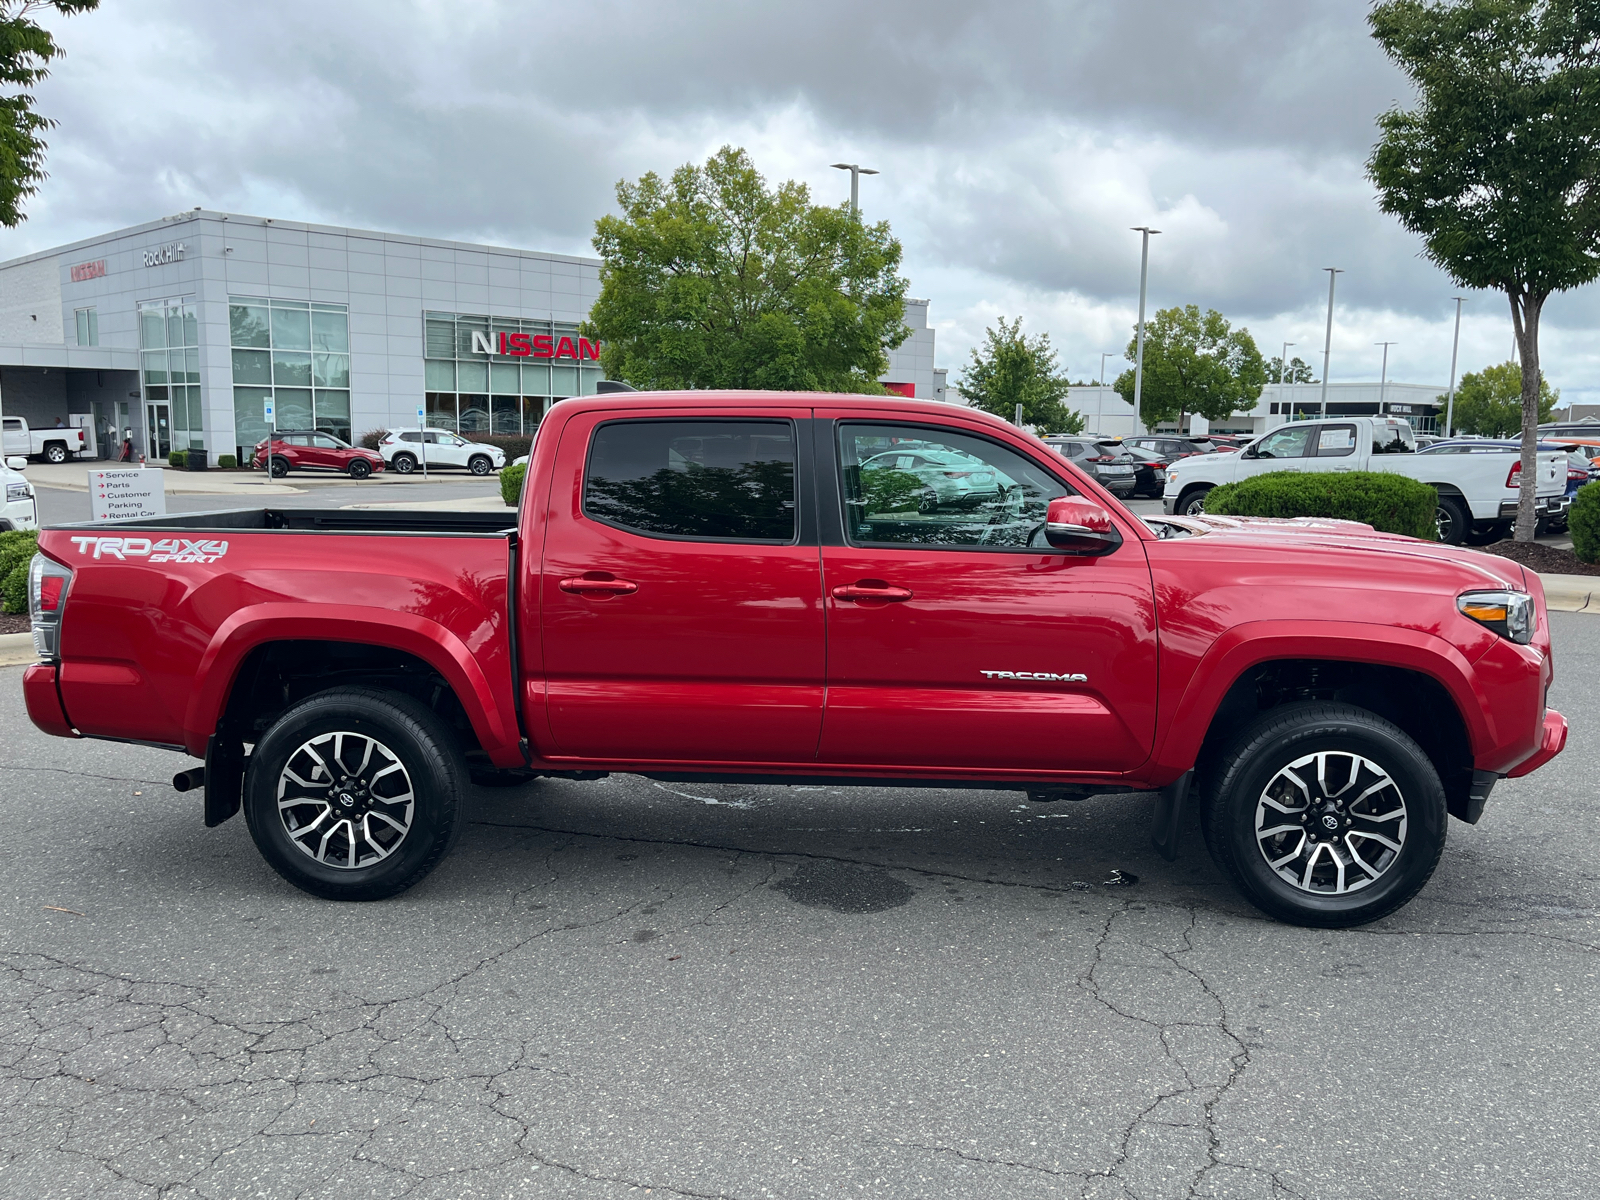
[860,448,1003,512]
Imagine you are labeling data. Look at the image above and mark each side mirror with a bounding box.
[4,456,26,471]
[1045,497,1122,554]
[1240,445,1258,459]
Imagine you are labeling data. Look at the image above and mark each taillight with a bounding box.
[29,554,73,660]
[1506,461,1522,488]
[1089,455,1114,462]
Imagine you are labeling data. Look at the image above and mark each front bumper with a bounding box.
[1506,709,1568,779]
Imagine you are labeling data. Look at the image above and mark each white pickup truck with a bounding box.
[1,416,88,464]
[1162,416,1567,544]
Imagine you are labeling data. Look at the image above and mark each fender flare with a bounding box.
[181,603,520,764]
[1149,620,1493,776]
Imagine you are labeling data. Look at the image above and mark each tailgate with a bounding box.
[1537,451,1565,496]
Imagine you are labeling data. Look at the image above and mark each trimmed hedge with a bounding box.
[1202,470,1438,541]
[0,529,39,615]
[500,462,527,507]
[217,453,238,469]
[167,450,187,468]
[1571,482,1600,562]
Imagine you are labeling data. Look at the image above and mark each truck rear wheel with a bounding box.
[1199,702,1447,928]
[242,687,466,901]
[44,441,68,464]
[1434,495,1469,544]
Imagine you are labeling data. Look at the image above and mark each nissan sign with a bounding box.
[470,331,600,361]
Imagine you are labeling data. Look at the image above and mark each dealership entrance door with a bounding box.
[147,403,170,460]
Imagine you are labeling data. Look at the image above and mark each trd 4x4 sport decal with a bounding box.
[69,536,229,563]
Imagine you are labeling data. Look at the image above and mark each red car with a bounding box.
[23,392,1564,927]
[254,430,385,478]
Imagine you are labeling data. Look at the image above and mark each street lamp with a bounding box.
[1319,268,1343,419]
[830,163,879,217]
[1445,297,1468,437]
[1280,340,1294,421]
[1131,227,1161,435]
[1100,351,1114,387]
[1375,341,1397,414]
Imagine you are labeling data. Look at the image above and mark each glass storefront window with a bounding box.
[458,395,491,435]
[139,297,201,460]
[552,365,578,396]
[140,306,167,349]
[425,392,458,433]
[423,311,592,436]
[228,296,350,458]
[425,360,455,391]
[490,362,520,395]
[457,360,488,392]
[492,395,520,434]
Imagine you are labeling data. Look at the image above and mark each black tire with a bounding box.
[242,686,466,901]
[468,454,492,476]
[1463,520,1512,546]
[1435,495,1469,544]
[1178,485,1212,517]
[348,458,372,479]
[1200,702,1447,928]
[269,456,291,478]
[392,453,416,474]
[44,442,68,464]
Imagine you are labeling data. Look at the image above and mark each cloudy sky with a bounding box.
[7,0,1598,401]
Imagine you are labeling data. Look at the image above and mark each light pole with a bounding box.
[1280,341,1294,422]
[1319,268,1343,419]
[830,163,879,217]
[1100,352,1114,387]
[1375,341,1397,414]
[1445,296,1467,437]
[1131,226,1161,434]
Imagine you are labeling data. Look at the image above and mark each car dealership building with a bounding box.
[0,209,946,464]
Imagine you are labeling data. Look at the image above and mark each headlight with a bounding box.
[6,482,29,503]
[1458,590,1533,644]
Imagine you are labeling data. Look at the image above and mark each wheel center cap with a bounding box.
[1320,813,1340,831]
[338,792,356,808]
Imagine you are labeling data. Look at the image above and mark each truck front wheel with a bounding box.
[1199,702,1447,928]
[242,687,466,901]
[1178,486,1212,517]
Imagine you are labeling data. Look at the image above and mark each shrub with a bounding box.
[359,428,389,451]
[1570,482,1600,562]
[167,450,187,468]
[0,529,38,594]
[1203,470,1438,540]
[217,453,238,469]
[500,462,527,507]
[1,561,27,615]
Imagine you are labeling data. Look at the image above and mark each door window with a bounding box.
[583,420,797,543]
[1253,426,1312,459]
[839,423,1074,550]
[312,434,343,449]
[1314,424,1358,457]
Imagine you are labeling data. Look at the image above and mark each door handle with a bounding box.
[560,575,639,596]
[832,582,913,602]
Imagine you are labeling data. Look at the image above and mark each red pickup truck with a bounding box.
[21,393,1567,926]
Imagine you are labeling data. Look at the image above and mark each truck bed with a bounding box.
[50,507,517,535]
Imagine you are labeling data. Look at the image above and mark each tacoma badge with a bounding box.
[980,670,1088,683]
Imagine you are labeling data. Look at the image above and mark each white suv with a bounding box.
[2,455,37,532]
[378,429,506,476]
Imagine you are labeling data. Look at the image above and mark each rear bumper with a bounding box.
[1505,709,1567,779]
[22,662,76,739]
[1499,495,1569,520]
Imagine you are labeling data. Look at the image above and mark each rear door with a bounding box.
[1301,422,1360,473]
[539,407,826,763]
[817,415,1158,774]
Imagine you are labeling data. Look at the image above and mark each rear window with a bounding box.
[584,420,797,543]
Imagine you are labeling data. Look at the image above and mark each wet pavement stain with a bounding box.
[772,860,916,913]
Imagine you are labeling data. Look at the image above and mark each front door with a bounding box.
[146,404,170,460]
[1236,423,1312,478]
[817,417,1158,774]
[539,408,825,763]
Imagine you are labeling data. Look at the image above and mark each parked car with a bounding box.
[1194,434,1248,452]
[379,428,506,475]
[21,391,1566,928]
[1,455,37,531]
[1120,435,1217,497]
[859,446,1002,511]
[1041,436,1138,498]
[254,431,385,479]
[1,415,87,464]
[1164,417,1568,544]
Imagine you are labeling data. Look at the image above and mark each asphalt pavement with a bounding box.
[1,612,1596,1198]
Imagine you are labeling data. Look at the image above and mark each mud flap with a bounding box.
[1150,770,1193,863]
[204,733,246,827]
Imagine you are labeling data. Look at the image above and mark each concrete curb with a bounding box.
[0,631,36,667]
[1538,572,1600,613]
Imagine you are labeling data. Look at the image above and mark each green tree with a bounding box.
[957,316,1084,434]
[1368,0,1600,540]
[1267,355,1317,384]
[1112,305,1267,430]
[1446,360,1558,436]
[0,0,98,228]
[588,146,909,391]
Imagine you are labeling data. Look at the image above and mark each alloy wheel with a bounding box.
[276,731,415,869]
[1254,750,1408,894]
